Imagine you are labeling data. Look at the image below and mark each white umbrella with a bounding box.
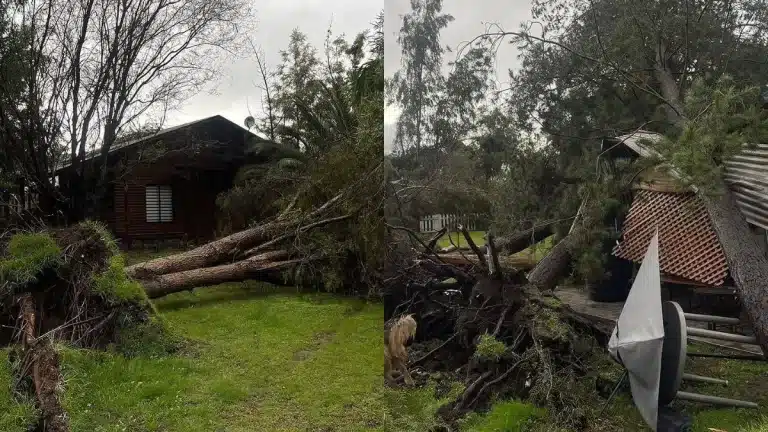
[608,230,664,430]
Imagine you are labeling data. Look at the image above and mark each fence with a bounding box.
[418,213,488,233]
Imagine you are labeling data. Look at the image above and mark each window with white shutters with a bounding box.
[145,185,173,223]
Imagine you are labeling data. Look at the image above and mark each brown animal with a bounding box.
[384,314,417,385]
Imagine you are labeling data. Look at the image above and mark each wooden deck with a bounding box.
[556,285,764,356]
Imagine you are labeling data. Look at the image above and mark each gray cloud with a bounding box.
[168,0,382,131]
[384,0,533,153]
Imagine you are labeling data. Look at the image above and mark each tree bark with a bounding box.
[527,231,580,292]
[651,52,768,354]
[126,221,290,279]
[18,295,69,432]
[494,222,555,255]
[700,189,768,354]
[138,250,299,298]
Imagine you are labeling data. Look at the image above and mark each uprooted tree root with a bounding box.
[382,227,619,431]
[0,221,179,432]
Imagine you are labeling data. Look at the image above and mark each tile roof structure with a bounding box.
[613,189,729,286]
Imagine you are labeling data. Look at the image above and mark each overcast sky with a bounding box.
[167,0,381,130]
[384,0,533,153]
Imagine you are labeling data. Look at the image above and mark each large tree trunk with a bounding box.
[527,231,579,291]
[139,250,301,298]
[652,53,768,354]
[700,190,768,354]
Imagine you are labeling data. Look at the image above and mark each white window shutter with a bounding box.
[146,185,173,223]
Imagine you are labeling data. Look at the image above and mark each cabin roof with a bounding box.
[55,115,260,172]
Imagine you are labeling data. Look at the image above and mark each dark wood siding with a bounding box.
[55,115,252,246]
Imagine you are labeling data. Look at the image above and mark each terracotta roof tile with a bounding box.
[613,189,729,286]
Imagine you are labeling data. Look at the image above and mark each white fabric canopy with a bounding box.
[608,231,664,430]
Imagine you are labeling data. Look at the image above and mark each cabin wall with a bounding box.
[112,163,234,246]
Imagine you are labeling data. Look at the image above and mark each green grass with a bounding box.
[436,231,486,249]
[0,350,37,432]
[434,231,555,263]
[461,400,546,432]
[383,381,464,431]
[58,281,385,431]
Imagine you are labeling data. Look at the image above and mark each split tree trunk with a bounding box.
[18,295,69,432]
[126,221,290,279]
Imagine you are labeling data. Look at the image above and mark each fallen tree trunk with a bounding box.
[701,189,768,355]
[126,221,291,279]
[126,193,343,279]
[139,250,303,298]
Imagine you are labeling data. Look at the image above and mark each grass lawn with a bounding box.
[58,280,385,431]
[436,231,487,249]
[0,248,385,431]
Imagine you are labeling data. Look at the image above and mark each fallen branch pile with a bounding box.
[383,224,617,430]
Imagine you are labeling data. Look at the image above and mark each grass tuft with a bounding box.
[460,399,546,432]
[474,333,508,361]
[0,232,61,291]
[91,254,148,305]
[0,350,38,432]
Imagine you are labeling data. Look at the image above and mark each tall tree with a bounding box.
[2,0,250,221]
[389,0,453,154]
[272,29,322,152]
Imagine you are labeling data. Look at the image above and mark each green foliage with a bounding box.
[384,381,463,431]
[0,350,37,432]
[91,255,147,305]
[78,220,120,256]
[531,307,570,343]
[653,76,768,195]
[461,399,546,432]
[0,232,61,291]
[474,333,508,361]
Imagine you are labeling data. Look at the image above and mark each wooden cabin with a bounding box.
[55,115,260,247]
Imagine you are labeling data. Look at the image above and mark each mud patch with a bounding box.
[292,331,336,361]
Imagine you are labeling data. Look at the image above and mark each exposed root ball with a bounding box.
[0,221,173,352]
